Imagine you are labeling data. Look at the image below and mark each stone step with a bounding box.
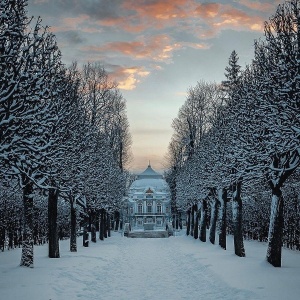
[127,231,168,238]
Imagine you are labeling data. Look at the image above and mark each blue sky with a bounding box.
[27,0,281,173]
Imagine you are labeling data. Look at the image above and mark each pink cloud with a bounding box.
[194,3,221,19]
[123,0,192,21]
[50,15,103,34]
[238,0,281,12]
[194,3,265,33]
[83,35,183,63]
[91,0,196,33]
[109,66,150,91]
[217,6,264,31]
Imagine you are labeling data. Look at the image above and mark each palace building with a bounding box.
[126,164,171,230]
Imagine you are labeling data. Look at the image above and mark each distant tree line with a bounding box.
[0,0,132,267]
[165,0,300,267]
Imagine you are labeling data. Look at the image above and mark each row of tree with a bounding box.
[165,0,300,267]
[0,0,131,267]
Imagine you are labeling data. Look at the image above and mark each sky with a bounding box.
[27,0,282,173]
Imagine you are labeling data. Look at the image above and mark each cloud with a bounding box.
[125,0,190,19]
[83,35,210,65]
[194,3,221,19]
[215,7,264,31]
[50,15,103,34]
[32,0,48,3]
[82,35,183,63]
[237,0,281,13]
[108,66,150,91]
[59,30,86,45]
[193,3,265,34]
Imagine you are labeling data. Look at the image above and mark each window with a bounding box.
[138,204,143,213]
[157,205,162,213]
[147,203,152,213]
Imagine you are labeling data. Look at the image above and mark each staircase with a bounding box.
[127,230,168,238]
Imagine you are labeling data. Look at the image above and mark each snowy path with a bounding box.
[96,237,254,300]
[1,232,300,300]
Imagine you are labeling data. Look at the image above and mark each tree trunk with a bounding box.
[70,199,77,252]
[99,208,104,241]
[193,209,199,239]
[218,188,227,250]
[48,187,60,258]
[186,209,190,236]
[199,200,207,242]
[83,224,89,247]
[91,211,96,243]
[209,198,218,244]
[20,176,34,268]
[104,212,108,238]
[107,213,111,237]
[266,188,284,267]
[83,209,89,247]
[232,181,245,257]
[190,205,195,237]
[114,211,120,231]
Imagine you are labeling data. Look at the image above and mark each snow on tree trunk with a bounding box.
[20,177,34,268]
[199,200,207,242]
[70,199,77,252]
[266,188,284,267]
[218,188,227,250]
[48,187,60,258]
[232,181,245,257]
[209,199,218,245]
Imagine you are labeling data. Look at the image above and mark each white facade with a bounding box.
[127,164,171,229]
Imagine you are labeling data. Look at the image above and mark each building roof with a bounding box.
[129,164,170,195]
[137,164,162,179]
[130,178,169,191]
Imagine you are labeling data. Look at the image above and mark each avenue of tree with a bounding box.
[0,0,132,267]
[1,0,300,271]
[165,0,300,267]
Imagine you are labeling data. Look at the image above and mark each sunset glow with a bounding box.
[28,0,279,172]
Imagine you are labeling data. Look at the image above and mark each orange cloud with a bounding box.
[110,66,150,90]
[194,3,221,19]
[216,7,264,31]
[194,3,265,33]
[92,0,196,33]
[123,0,192,21]
[85,35,183,63]
[238,0,281,12]
[50,15,103,34]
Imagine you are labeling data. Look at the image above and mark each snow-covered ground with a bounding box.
[0,231,299,300]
